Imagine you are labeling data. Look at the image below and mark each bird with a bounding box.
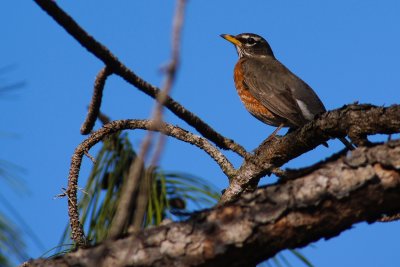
[220,33,353,150]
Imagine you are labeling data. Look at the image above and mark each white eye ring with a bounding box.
[246,37,256,45]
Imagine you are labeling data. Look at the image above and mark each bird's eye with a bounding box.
[247,37,256,45]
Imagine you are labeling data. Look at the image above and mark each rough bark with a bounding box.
[24,140,400,267]
[220,104,400,203]
[29,1,400,266]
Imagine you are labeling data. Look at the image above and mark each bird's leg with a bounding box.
[265,123,284,142]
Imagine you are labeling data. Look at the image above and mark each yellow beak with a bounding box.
[220,34,242,47]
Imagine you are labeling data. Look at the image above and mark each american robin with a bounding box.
[221,33,353,149]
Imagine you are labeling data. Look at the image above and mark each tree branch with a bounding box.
[108,0,187,239]
[150,0,186,166]
[220,104,400,203]
[33,0,249,158]
[67,104,400,244]
[107,156,145,239]
[80,66,112,135]
[32,1,400,261]
[25,140,400,267]
[67,119,236,244]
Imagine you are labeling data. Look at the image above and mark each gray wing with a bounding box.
[241,57,326,127]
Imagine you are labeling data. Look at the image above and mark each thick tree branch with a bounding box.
[33,0,249,158]
[26,141,400,267]
[220,104,400,203]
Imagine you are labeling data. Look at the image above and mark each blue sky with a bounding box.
[1,0,400,266]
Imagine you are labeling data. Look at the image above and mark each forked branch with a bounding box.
[221,104,400,203]
[67,119,236,244]
[26,141,400,267]
[33,0,249,158]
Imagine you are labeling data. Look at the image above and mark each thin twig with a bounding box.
[80,66,112,135]
[33,0,249,158]
[98,110,111,125]
[130,0,186,233]
[378,213,400,222]
[107,156,145,239]
[83,150,96,164]
[108,133,150,238]
[53,188,68,199]
[130,166,154,231]
[151,0,186,166]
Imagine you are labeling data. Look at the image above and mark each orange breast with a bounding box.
[233,61,282,126]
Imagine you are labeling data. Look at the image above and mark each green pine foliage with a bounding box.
[56,131,313,267]
[0,215,27,267]
[0,161,30,266]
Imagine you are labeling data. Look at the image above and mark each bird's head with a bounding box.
[220,33,275,58]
